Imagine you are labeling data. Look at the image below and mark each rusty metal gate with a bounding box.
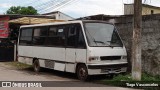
[0,42,14,61]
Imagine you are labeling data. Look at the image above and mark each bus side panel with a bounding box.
[54,62,65,71]
[18,56,33,65]
[65,49,87,73]
[18,46,66,62]
[65,48,76,73]
[32,47,65,62]
[65,63,75,73]
[18,46,33,65]
[18,56,25,64]
[39,59,45,68]
[18,46,33,57]
[65,48,76,63]
[76,49,87,63]
[18,46,66,71]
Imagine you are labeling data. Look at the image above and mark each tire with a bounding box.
[33,59,41,73]
[76,64,89,81]
[109,74,114,79]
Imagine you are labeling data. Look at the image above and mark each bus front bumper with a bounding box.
[87,63,128,75]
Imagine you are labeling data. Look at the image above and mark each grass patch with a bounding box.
[98,73,160,90]
[111,73,160,81]
[5,61,32,69]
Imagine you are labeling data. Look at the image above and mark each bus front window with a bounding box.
[85,23,123,47]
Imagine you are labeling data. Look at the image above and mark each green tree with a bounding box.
[6,6,38,15]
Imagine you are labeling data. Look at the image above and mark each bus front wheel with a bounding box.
[76,64,89,81]
[33,59,41,73]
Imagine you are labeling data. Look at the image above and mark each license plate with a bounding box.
[108,70,114,73]
[101,69,114,73]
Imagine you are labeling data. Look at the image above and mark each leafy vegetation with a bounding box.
[111,73,160,81]
[6,6,38,15]
[99,73,160,90]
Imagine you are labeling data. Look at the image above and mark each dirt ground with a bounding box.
[0,62,139,90]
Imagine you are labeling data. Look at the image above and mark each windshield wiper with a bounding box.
[106,41,113,48]
[94,40,113,48]
[94,40,105,44]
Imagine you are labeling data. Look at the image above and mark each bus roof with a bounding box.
[20,20,113,28]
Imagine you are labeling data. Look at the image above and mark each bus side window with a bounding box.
[33,27,48,45]
[57,26,65,46]
[19,28,33,45]
[49,27,57,36]
[46,25,65,47]
[77,28,86,48]
[67,25,77,47]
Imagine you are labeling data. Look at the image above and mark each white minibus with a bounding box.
[18,20,128,80]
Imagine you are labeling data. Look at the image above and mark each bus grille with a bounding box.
[100,56,121,60]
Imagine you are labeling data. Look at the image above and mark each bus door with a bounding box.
[75,24,87,64]
[65,23,86,73]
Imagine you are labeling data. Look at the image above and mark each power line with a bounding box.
[37,0,62,11]
[52,0,78,11]
[35,0,57,10]
[38,0,70,12]
[24,0,40,6]
[13,0,33,6]
[38,0,73,13]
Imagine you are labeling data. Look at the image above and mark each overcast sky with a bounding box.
[0,0,160,18]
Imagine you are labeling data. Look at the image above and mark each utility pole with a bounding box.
[131,0,142,80]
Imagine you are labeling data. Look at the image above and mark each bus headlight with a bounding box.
[122,56,127,59]
[89,56,99,61]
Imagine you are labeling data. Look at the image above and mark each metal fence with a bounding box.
[0,42,14,61]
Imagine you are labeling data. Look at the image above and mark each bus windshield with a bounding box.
[85,22,123,47]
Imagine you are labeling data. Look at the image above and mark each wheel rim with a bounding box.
[34,61,39,72]
[78,67,87,80]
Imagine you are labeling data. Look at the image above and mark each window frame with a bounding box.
[45,25,66,47]
[76,26,86,49]
[32,26,49,46]
[83,21,123,47]
[66,24,77,48]
[19,23,87,49]
[66,23,86,49]
[19,27,34,46]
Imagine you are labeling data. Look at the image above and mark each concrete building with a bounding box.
[42,11,74,20]
[124,4,160,15]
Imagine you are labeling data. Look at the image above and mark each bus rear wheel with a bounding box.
[76,64,89,81]
[33,59,41,73]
